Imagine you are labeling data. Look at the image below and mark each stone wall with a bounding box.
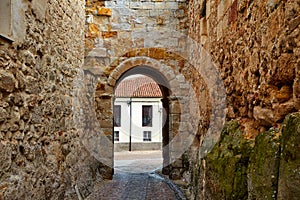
[83,0,299,190]
[188,112,300,200]
[0,0,298,199]
[188,0,299,134]
[83,0,214,179]
[187,0,300,199]
[0,1,105,199]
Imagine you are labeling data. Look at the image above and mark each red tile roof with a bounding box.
[115,76,162,97]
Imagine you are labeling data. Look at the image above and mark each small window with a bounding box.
[114,131,119,141]
[143,131,151,141]
[142,105,152,127]
[114,105,121,127]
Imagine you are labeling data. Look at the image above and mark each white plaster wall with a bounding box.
[114,97,162,144]
[114,97,131,143]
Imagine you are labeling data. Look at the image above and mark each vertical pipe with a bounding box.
[129,97,132,151]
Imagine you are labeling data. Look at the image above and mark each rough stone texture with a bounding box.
[0,0,298,199]
[83,0,212,180]
[278,112,300,200]
[186,0,299,198]
[188,0,299,130]
[83,0,299,196]
[203,121,252,200]
[247,129,281,199]
[187,112,300,200]
[0,1,106,199]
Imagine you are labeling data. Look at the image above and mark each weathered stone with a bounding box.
[0,0,110,199]
[31,0,47,20]
[86,23,100,38]
[97,7,112,16]
[204,121,253,200]
[0,70,16,92]
[273,100,296,122]
[0,0,298,199]
[101,31,118,38]
[0,143,12,173]
[253,106,274,127]
[248,130,281,199]
[0,107,9,122]
[278,113,300,199]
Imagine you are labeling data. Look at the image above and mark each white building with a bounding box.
[114,75,163,151]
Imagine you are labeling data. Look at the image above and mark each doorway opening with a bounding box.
[113,73,167,173]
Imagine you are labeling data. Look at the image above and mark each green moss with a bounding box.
[205,121,253,200]
[193,113,300,199]
[248,129,281,199]
[278,113,300,199]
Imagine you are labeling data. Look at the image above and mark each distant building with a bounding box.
[114,75,163,151]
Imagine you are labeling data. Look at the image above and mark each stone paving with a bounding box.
[87,151,185,200]
[114,150,163,173]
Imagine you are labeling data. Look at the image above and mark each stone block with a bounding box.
[86,23,100,38]
[31,0,47,20]
[165,2,178,10]
[142,2,155,10]
[170,101,181,114]
[153,2,165,10]
[88,47,108,57]
[273,100,296,123]
[253,106,274,127]
[97,7,112,16]
[0,70,16,92]
[206,0,211,18]
[101,31,118,38]
[129,2,141,9]
[217,0,224,21]
[248,130,281,199]
[278,113,300,199]
[200,18,207,36]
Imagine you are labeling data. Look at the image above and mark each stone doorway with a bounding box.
[92,56,203,179]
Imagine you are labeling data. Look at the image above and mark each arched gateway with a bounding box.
[72,45,226,180]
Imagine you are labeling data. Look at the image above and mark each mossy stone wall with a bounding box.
[189,112,300,200]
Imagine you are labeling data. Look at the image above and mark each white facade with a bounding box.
[114,97,163,151]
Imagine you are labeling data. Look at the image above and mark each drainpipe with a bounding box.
[128,97,132,151]
[159,101,162,150]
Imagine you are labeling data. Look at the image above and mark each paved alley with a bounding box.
[86,151,186,200]
[87,172,185,200]
[114,150,163,173]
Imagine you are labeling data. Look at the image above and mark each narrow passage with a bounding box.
[87,151,186,200]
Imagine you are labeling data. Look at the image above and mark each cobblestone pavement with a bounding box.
[87,172,183,200]
[87,151,185,200]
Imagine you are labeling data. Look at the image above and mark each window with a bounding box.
[114,131,119,141]
[142,105,152,127]
[114,105,121,127]
[143,131,151,141]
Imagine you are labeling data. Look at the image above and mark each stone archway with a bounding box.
[92,51,211,179]
[83,0,226,181]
